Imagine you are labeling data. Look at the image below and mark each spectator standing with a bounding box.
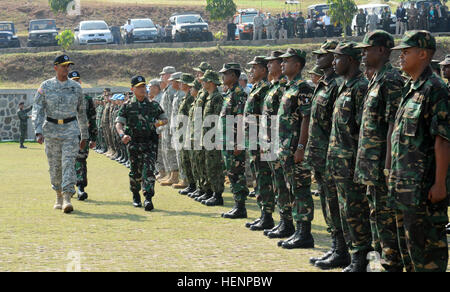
[367,8,378,32]
[396,2,407,35]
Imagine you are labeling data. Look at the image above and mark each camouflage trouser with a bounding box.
[205,150,225,193]
[127,141,157,196]
[191,149,208,191]
[75,142,90,188]
[366,184,406,271]
[314,170,342,236]
[45,137,79,195]
[391,183,448,272]
[222,150,249,202]
[180,149,195,185]
[281,158,313,222]
[156,139,165,174]
[19,124,27,145]
[161,132,178,172]
[245,151,255,187]
[250,151,275,213]
[268,159,291,219]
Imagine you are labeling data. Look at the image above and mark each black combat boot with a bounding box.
[222,201,247,219]
[281,221,314,249]
[268,217,295,239]
[315,232,351,270]
[245,210,263,228]
[132,192,142,208]
[179,184,196,195]
[310,233,337,265]
[346,249,371,272]
[189,189,203,199]
[250,211,275,231]
[20,144,26,149]
[263,220,282,236]
[195,189,213,202]
[203,192,224,206]
[77,185,88,201]
[143,192,154,212]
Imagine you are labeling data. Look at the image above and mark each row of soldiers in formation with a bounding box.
[74,29,448,272]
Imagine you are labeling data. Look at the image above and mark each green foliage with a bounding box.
[205,0,237,21]
[327,0,358,37]
[56,29,75,51]
[214,31,224,41]
[48,0,73,14]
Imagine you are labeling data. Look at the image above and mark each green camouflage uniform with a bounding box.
[178,91,195,186]
[95,97,105,150]
[116,96,166,196]
[17,106,32,145]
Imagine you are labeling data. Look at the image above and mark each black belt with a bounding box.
[46,117,76,125]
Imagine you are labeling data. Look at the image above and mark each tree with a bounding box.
[206,0,237,21]
[56,29,75,51]
[48,0,73,14]
[327,0,358,37]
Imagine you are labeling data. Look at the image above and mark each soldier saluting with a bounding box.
[32,54,89,214]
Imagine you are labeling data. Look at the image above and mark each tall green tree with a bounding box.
[327,0,358,37]
[48,0,73,14]
[206,0,237,21]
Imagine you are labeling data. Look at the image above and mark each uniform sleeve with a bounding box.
[32,84,46,135]
[429,84,450,141]
[383,75,403,124]
[354,81,368,127]
[77,88,89,140]
[115,104,127,125]
[297,84,314,117]
[24,106,33,114]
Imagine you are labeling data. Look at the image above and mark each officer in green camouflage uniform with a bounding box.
[177,73,196,195]
[17,102,32,148]
[94,95,105,153]
[243,56,274,231]
[389,31,449,272]
[276,48,315,250]
[116,76,168,211]
[354,30,408,272]
[188,62,214,200]
[260,51,294,239]
[304,40,350,269]
[69,71,97,201]
[219,63,249,219]
[199,70,226,206]
[327,42,372,272]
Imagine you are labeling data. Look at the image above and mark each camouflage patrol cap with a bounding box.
[200,70,222,85]
[265,50,284,61]
[219,63,242,73]
[180,73,195,85]
[308,65,324,76]
[188,79,202,90]
[159,66,176,75]
[439,54,450,66]
[68,71,80,80]
[355,30,395,49]
[247,56,268,66]
[168,72,182,81]
[328,41,362,61]
[392,30,436,50]
[279,48,307,60]
[312,40,339,55]
[193,62,213,73]
[148,78,161,87]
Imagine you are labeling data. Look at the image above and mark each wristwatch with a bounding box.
[383,169,390,177]
[297,144,304,151]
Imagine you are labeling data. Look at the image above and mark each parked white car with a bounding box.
[75,20,113,45]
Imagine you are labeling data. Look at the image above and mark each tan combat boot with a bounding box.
[156,170,167,181]
[159,172,172,184]
[62,192,74,213]
[172,179,188,189]
[53,191,63,210]
[160,171,179,186]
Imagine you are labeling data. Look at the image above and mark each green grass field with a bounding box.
[0,142,449,272]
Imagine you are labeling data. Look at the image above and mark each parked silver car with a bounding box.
[121,19,160,43]
[75,20,114,45]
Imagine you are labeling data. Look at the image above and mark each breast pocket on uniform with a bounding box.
[402,102,421,137]
[337,95,352,124]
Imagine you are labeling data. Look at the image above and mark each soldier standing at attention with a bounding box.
[17,101,32,149]
[354,30,407,272]
[327,42,371,272]
[115,76,168,211]
[276,48,315,250]
[389,31,449,272]
[253,12,264,41]
[68,71,97,201]
[356,9,367,36]
[32,54,89,214]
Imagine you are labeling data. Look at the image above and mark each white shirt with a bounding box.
[323,15,331,26]
[124,23,134,33]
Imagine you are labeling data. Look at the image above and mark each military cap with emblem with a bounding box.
[355,30,395,49]
[54,54,74,66]
[247,56,268,66]
[219,63,242,73]
[68,71,80,80]
[392,30,436,50]
[180,73,195,85]
[328,41,362,61]
[308,65,324,76]
[200,70,222,85]
[439,54,450,66]
[279,48,307,60]
[188,79,202,90]
[265,50,285,61]
[131,75,146,87]
[168,72,182,81]
[159,66,176,75]
[312,40,339,55]
[193,62,213,73]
